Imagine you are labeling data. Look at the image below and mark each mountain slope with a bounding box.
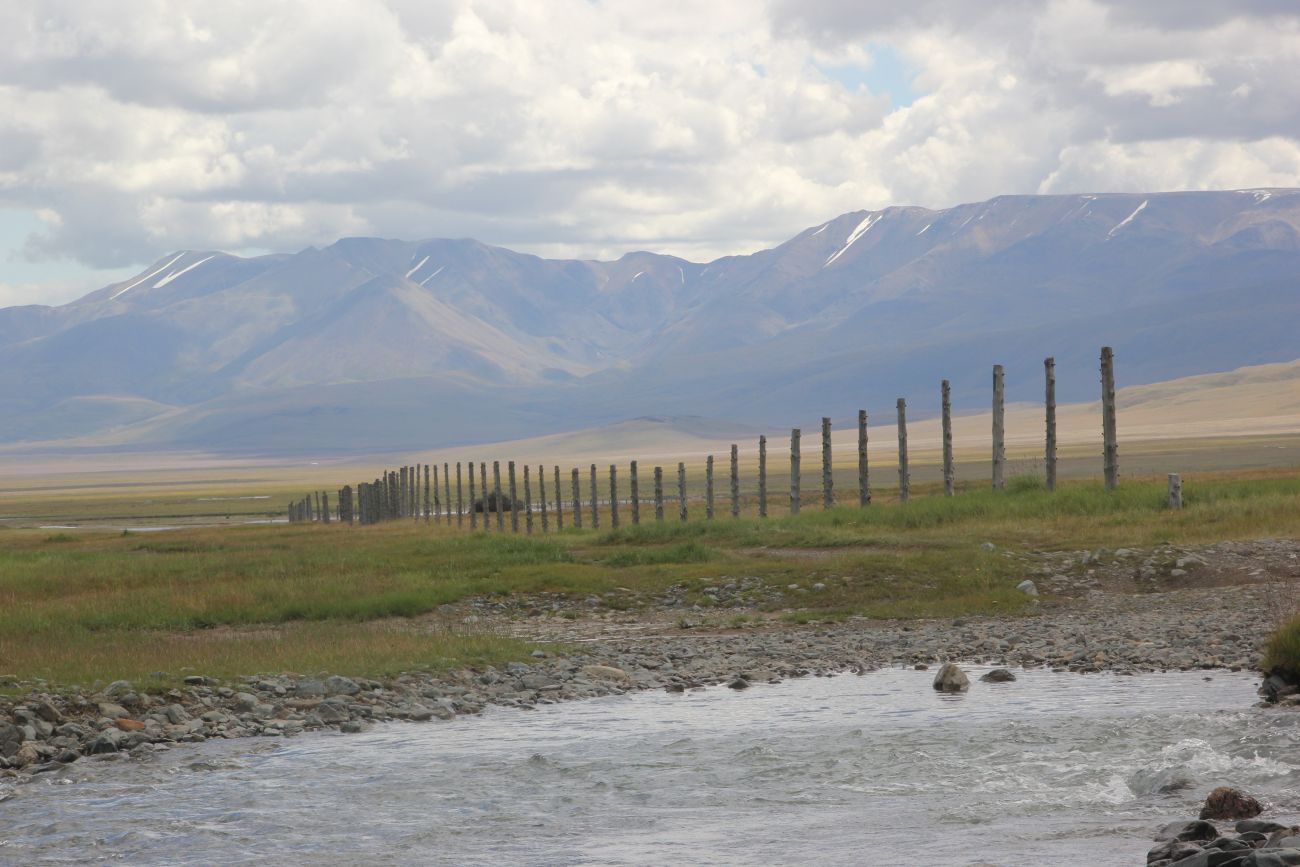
[1,188,1298,452]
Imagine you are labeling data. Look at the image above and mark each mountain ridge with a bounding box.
[2,188,1298,453]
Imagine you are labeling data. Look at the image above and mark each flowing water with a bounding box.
[3,666,1299,866]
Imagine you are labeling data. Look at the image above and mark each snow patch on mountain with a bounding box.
[824,213,882,267]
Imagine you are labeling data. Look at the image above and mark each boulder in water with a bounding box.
[932,663,969,692]
[979,668,1017,683]
[1200,786,1263,820]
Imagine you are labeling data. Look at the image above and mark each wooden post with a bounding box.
[654,466,664,521]
[432,465,440,522]
[554,466,564,531]
[730,444,740,518]
[589,464,599,529]
[398,468,407,518]
[609,465,619,529]
[479,463,488,527]
[571,468,582,529]
[821,419,833,509]
[423,465,430,521]
[629,461,640,525]
[677,462,688,522]
[1167,473,1182,509]
[322,491,331,524]
[456,462,464,527]
[857,410,870,506]
[442,462,451,525]
[941,381,954,497]
[897,398,909,503]
[1101,346,1119,490]
[538,465,549,533]
[492,461,504,531]
[468,462,478,530]
[523,465,533,534]
[705,455,715,520]
[1044,357,1057,492]
[992,364,1005,491]
[758,435,768,518]
[790,428,801,515]
[508,461,519,533]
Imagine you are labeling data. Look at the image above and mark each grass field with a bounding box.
[3,469,1300,690]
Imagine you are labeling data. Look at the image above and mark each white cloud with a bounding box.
[0,0,1298,304]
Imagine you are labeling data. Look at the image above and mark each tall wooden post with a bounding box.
[677,462,688,522]
[1101,346,1119,490]
[571,468,582,529]
[468,464,478,530]
[857,410,870,506]
[432,465,440,522]
[399,468,407,518]
[1044,357,1057,492]
[322,491,331,524]
[1168,473,1182,509]
[523,465,533,534]
[790,428,801,515]
[423,465,431,521]
[941,381,954,497]
[654,466,664,521]
[705,455,715,520]
[456,462,464,526]
[479,463,488,527]
[730,444,740,518]
[492,461,504,531]
[758,435,768,517]
[554,466,564,531]
[629,461,640,525]
[442,462,451,525]
[992,364,1006,491]
[821,419,833,509]
[589,464,599,529]
[897,398,910,503]
[538,466,549,533]
[508,461,519,533]
[609,465,619,529]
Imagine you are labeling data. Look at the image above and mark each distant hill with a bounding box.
[2,188,1299,454]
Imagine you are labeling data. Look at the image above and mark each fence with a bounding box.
[288,347,1129,526]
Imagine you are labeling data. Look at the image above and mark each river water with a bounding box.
[2,666,1298,866]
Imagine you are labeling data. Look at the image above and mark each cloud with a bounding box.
[1,0,1298,303]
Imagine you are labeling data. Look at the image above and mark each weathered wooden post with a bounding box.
[456,462,464,527]
[571,468,582,529]
[315,491,322,522]
[443,463,452,525]
[705,455,715,520]
[468,463,478,530]
[1168,473,1182,509]
[992,364,1006,491]
[479,462,488,528]
[1101,346,1119,490]
[677,462,688,522]
[398,469,407,518]
[508,461,520,533]
[654,466,665,521]
[790,428,801,515]
[589,464,599,529]
[1044,357,1057,492]
[857,410,871,506]
[941,382,954,497]
[609,465,619,529]
[322,491,331,524]
[897,398,910,503]
[758,435,768,517]
[538,466,549,533]
[423,465,430,521]
[730,444,740,518]
[523,465,533,534]
[629,460,640,525]
[821,419,833,509]
[492,461,504,531]
[554,466,565,531]
[432,465,441,522]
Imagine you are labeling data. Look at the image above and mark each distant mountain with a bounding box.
[2,188,1298,454]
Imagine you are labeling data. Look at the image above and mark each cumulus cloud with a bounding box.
[1,0,1298,302]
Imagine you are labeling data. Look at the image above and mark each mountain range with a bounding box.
[2,188,1298,455]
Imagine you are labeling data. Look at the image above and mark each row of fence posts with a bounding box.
[289,346,1149,525]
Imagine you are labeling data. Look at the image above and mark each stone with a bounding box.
[97,702,130,719]
[315,702,349,724]
[581,665,631,683]
[114,718,146,731]
[1200,786,1263,821]
[1016,580,1038,596]
[1155,820,1218,843]
[980,542,996,552]
[0,721,21,759]
[727,677,750,690]
[295,679,326,697]
[87,728,124,754]
[519,673,559,691]
[324,676,361,696]
[932,663,970,692]
[104,680,133,697]
[1237,820,1290,834]
[340,720,365,734]
[13,741,40,767]
[33,699,63,724]
[1148,838,1204,864]
[980,668,1017,683]
[233,693,260,712]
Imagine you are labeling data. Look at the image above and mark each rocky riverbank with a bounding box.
[2,540,1298,783]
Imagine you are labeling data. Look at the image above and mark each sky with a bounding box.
[2,0,1299,307]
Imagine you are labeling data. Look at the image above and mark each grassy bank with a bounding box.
[2,472,1298,688]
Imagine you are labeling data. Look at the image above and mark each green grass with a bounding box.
[1263,613,1300,681]
[2,472,1298,687]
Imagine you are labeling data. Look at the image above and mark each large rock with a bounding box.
[1154,820,1218,842]
[932,663,970,693]
[581,665,631,683]
[0,721,21,758]
[324,676,361,696]
[1200,786,1264,820]
[980,668,1017,683]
